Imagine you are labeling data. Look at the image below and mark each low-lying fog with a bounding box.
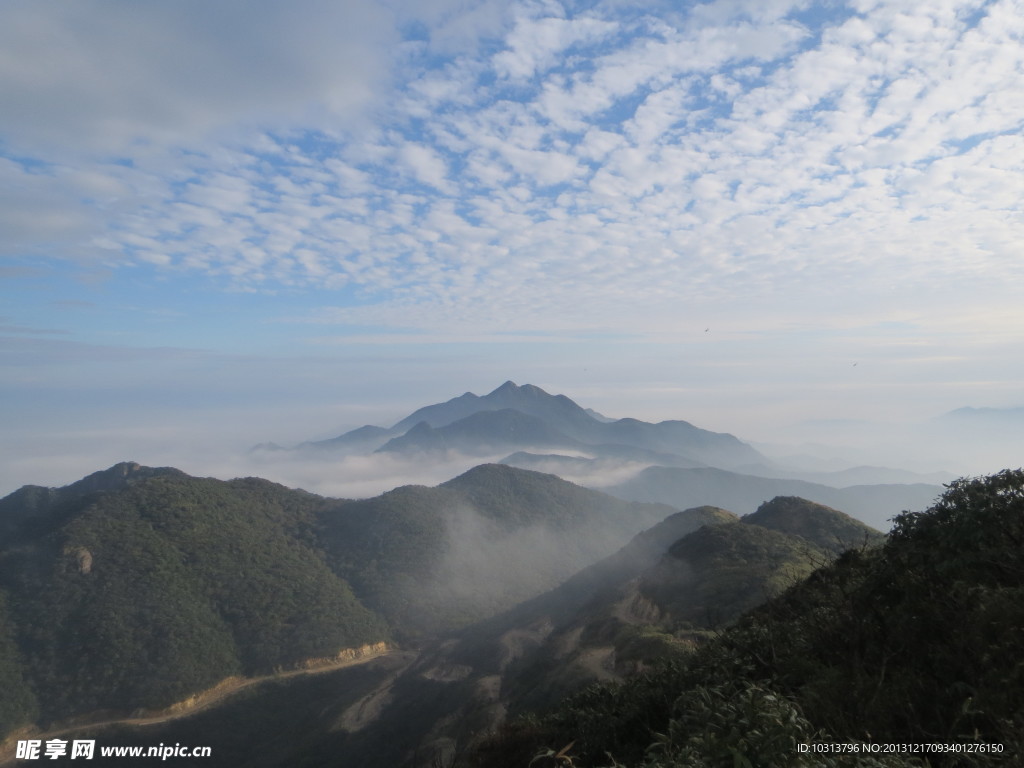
[2,399,1020,502]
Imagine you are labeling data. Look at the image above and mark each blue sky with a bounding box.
[2,0,1023,494]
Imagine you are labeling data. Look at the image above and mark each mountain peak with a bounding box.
[744,495,882,554]
[490,380,521,395]
[484,381,563,402]
[69,462,185,495]
[486,381,552,397]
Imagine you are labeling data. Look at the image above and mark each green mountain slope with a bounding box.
[0,463,186,545]
[0,468,388,730]
[3,480,893,767]
[640,520,824,630]
[320,464,679,639]
[479,469,1024,768]
[299,497,872,766]
[440,463,664,530]
[489,499,867,718]
[743,495,884,554]
[0,461,680,740]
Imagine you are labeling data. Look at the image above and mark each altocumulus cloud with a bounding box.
[1,0,1022,337]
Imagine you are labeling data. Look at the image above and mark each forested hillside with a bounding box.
[8,461,1018,768]
[475,470,1024,768]
[320,463,677,640]
[3,495,877,768]
[0,467,387,732]
[0,461,676,739]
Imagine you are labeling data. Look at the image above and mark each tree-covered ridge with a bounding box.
[440,463,670,530]
[743,495,884,554]
[320,465,680,640]
[319,483,461,639]
[0,472,388,732]
[632,495,885,632]
[476,470,1024,768]
[496,502,858,714]
[0,462,186,545]
[640,521,826,630]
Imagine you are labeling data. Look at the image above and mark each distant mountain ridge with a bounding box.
[263,382,945,532]
[939,405,1024,424]
[289,381,766,471]
[392,381,596,433]
[605,465,942,531]
[378,408,582,456]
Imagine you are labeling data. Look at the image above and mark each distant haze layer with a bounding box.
[2,379,1017,501]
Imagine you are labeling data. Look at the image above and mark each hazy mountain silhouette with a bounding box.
[605,465,942,531]
[287,381,766,471]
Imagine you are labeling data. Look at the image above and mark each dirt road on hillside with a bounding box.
[0,643,415,765]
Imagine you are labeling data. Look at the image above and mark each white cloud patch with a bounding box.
[494,13,619,79]
[399,142,455,193]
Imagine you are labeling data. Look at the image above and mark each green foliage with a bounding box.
[0,460,669,737]
[0,473,388,729]
[613,626,696,669]
[745,496,884,555]
[320,484,458,639]
[744,470,1024,752]
[0,590,38,734]
[441,464,628,531]
[321,465,676,640]
[634,681,916,768]
[641,522,823,629]
[482,470,1024,767]
[484,501,862,740]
